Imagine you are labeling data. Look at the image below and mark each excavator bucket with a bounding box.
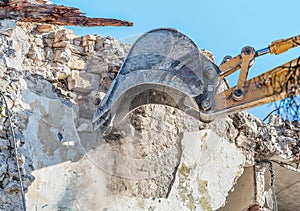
[93,28,220,138]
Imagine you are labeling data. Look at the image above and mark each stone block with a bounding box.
[36,24,53,33]
[53,63,71,80]
[67,70,80,91]
[64,33,79,40]
[34,37,43,47]
[43,38,54,47]
[68,55,85,70]
[73,37,82,46]
[26,45,44,62]
[54,48,71,64]
[69,43,84,55]
[54,29,76,43]
[52,41,69,48]
[67,71,99,93]
[44,48,54,61]
[86,57,108,74]
[83,34,97,42]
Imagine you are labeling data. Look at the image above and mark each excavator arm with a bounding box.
[93,29,300,138]
[213,57,300,117]
[211,34,300,119]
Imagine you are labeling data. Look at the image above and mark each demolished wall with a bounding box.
[0,20,299,211]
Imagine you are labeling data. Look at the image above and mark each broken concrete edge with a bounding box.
[209,110,300,167]
[0,1,133,27]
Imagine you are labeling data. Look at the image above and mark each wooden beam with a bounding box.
[0,1,133,27]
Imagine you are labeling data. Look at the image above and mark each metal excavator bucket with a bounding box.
[93,28,220,139]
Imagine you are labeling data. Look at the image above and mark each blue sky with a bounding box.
[52,0,300,120]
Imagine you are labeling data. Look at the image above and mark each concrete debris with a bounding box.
[0,19,298,211]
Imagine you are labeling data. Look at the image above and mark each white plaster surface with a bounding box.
[25,127,245,211]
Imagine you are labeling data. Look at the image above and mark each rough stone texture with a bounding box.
[208,111,300,167]
[0,19,298,210]
[0,1,133,27]
[0,20,131,210]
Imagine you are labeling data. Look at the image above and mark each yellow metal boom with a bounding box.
[213,34,300,117]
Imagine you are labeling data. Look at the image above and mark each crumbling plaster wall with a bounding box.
[0,20,298,210]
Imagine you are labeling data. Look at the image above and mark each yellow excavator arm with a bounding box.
[269,34,300,55]
[212,34,300,118]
